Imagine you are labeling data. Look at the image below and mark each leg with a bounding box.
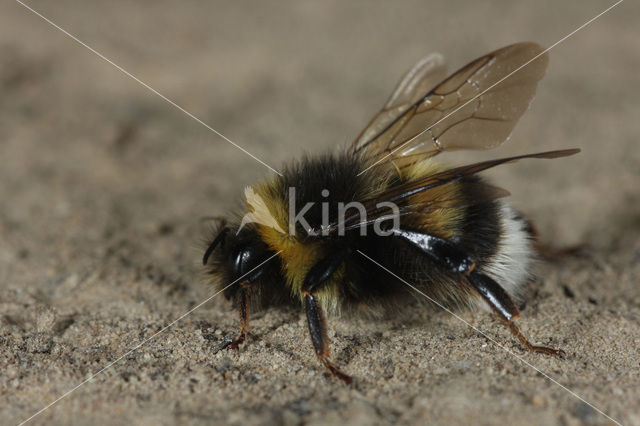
[394,229,564,357]
[468,271,565,357]
[302,248,353,384]
[304,292,352,384]
[228,284,251,350]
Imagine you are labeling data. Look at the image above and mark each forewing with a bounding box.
[331,149,579,233]
[351,52,447,157]
[352,43,549,166]
[374,149,578,204]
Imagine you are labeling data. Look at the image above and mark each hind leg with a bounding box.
[468,271,565,357]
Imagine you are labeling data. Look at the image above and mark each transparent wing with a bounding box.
[352,52,447,159]
[351,42,549,166]
[329,149,579,234]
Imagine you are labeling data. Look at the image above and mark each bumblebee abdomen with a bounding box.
[345,193,534,313]
[334,164,534,313]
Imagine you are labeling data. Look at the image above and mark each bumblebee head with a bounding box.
[203,225,270,284]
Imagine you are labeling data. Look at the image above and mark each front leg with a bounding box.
[228,283,251,350]
[302,248,353,384]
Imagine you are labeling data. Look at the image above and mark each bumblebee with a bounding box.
[203,42,578,384]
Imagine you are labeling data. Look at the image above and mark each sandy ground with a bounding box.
[1,1,639,425]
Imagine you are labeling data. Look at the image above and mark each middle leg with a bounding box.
[302,248,352,384]
[304,292,352,384]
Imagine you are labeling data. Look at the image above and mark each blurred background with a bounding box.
[1,1,638,425]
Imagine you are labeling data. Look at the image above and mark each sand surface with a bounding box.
[1,1,639,425]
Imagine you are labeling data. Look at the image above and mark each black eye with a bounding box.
[234,250,252,276]
[231,247,266,282]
